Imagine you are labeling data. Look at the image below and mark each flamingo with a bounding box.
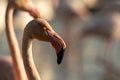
[22,18,66,80]
[2,0,41,80]
[75,1,120,79]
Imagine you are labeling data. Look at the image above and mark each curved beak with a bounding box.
[27,2,42,18]
[46,30,66,64]
[57,48,65,64]
[29,8,41,18]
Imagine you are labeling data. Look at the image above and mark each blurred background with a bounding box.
[0,0,120,80]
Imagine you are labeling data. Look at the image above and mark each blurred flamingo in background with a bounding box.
[0,56,14,80]
[75,0,120,79]
[1,0,41,80]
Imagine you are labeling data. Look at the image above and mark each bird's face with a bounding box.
[46,29,66,64]
[8,0,41,18]
[25,18,66,64]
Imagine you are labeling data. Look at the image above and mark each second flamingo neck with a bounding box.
[5,4,28,80]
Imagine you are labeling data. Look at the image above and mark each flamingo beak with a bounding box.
[27,2,42,18]
[29,8,41,18]
[46,30,66,64]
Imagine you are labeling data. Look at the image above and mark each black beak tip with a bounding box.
[57,48,65,64]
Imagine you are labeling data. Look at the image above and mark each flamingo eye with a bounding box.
[44,27,47,30]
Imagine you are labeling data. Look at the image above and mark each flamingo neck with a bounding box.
[22,34,41,80]
[5,4,27,80]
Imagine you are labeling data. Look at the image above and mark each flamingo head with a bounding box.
[8,0,41,18]
[24,18,66,64]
